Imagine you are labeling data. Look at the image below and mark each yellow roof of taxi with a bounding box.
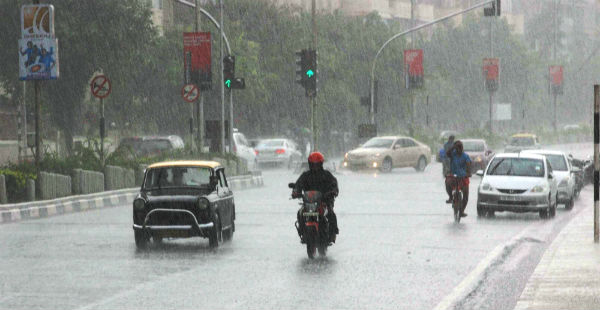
[147,160,221,169]
[511,133,536,138]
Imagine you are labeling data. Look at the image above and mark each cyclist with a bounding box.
[445,140,471,217]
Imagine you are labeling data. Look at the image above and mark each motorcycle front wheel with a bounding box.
[307,242,316,259]
[318,245,327,257]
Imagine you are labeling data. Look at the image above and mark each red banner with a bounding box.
[404,49,423,77]
[482,58,499,81]
[183,32,211,89]
[549,65,563,86]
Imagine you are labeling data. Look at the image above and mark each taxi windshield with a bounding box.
[144,167,212,189]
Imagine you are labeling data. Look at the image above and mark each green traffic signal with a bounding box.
[306,69,314,78]
[225,79,231,88]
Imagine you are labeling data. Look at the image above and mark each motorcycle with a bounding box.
[288,182,331,259]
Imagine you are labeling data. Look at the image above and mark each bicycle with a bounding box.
[447,175,467,223]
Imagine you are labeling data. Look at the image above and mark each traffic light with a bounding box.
[484,0,501,16]
[295,49,307,88]
[223,55,235,89]
[305,49,317,97]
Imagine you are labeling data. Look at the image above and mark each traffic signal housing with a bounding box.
[295,49,318,97]
[484,0,501,16]
[223,55,235,89]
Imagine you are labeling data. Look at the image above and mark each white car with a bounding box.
[232,131,258,171]
[255,138,302,168]
[476,153,558,219]
[522,150,575,210]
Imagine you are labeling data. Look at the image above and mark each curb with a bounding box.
[0,189,138,224]
[228,172,264,190]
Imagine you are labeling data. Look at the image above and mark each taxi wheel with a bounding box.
[565,197,574,210]
[134,230,149,249]
[209,213,222,248]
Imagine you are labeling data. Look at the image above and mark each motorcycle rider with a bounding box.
[445,140,471,217]
[292,152,339,243]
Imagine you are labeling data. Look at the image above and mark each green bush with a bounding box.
[0,169,36,203]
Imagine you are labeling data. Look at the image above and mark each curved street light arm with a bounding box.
[369,0,495,124]
[176,0,232,55]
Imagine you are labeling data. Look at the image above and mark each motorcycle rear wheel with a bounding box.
[318,245,327,257]
[307,243,316,259]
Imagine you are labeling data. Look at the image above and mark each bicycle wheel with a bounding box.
[453,191,462,223]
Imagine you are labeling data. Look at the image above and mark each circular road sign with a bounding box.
[90,75,112,99]
[182,84,200,103]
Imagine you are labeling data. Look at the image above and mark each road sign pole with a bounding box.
[198,93,204,153]
[34,80,41,169]
[100,97,105,167]
[489,91,493,134]
[594,85,599,243]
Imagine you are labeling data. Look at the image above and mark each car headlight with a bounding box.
[133,198,146,210]
[558,177,569,187]
[481,183,493,191]
[344,153,348,159]
[371,153,381,159]
[198,197,209,210]
[531,185,548,193]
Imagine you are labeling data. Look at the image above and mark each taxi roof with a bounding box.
[147,160,221,169]
[494,152,545,160]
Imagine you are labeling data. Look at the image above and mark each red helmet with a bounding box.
[308,152,325,164]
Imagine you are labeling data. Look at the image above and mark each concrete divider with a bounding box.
[39,172,71,200]
[228,171,264,190]
[72,169,104,195]
[0,188,138,224]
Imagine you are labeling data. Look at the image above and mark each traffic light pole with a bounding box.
[311,0,318,152]
[369,0,497,125]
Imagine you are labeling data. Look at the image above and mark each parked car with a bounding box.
[132,160,235,249]
[462,139,494,171]
[232,130,258,170]
[523,150,576,210]
[116,135,184,158]
[342,136,431,172]
[476,153,558,218]
[254,138,303,168]
[504,133,540,153]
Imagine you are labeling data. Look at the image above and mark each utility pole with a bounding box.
[489,9,494,135]
[594,85,599,243]
[409,0,416,136]
[552,0,559,132]
[219,0,225,153]
[311,0,318,151]
[194,0,204,153]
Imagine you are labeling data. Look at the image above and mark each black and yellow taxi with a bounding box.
[132,160,235,249]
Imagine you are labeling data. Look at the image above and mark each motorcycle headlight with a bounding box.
[133,198,146,210]
[198,197,209,210]
[305,202,317,212]
[531,185,548,193]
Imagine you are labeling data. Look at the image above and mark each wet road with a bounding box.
[0,143,593,310]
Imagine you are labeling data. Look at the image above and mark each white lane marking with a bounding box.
[433,224,535,310]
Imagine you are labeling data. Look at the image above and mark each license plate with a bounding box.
[303,212,319,217]
[503,195,520,201]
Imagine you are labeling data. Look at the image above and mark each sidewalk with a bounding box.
[514,204,600,310]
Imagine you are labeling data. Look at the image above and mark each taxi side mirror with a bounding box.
[476,170,484,177]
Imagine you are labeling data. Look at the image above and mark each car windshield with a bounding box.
[143,167,211,189]
[487,158,545,177]
[257,140,284,147]
[362,138,394,148]
[510,137,535,146]
[463,141,484,152]
[544,154,568,171]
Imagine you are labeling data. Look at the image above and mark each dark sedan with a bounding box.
[132,160,235,249]
[462,139,494,171]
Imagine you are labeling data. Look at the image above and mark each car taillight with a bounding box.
[254,150,259,155]
[275,149,285,154]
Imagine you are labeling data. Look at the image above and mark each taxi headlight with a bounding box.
[531,185,547,193]
[133,198,146,210]
[198,197,210,210]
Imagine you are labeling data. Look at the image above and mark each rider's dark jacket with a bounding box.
[293,168,338,204]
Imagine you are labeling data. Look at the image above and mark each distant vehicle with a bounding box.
[476,153,558,219]
[232,130,258,170]
[461,139,494,171]
[562,124,581,131]
[522,150,576,210]
[342,136,431,173]
[504,133,540,153]
[255,138,302,168]
[132,160,235,249]
[116,135,184,158]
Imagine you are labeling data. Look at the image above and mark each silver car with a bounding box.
[255,138,302,168]
[476,153,558,219]
[522,150,576,210]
